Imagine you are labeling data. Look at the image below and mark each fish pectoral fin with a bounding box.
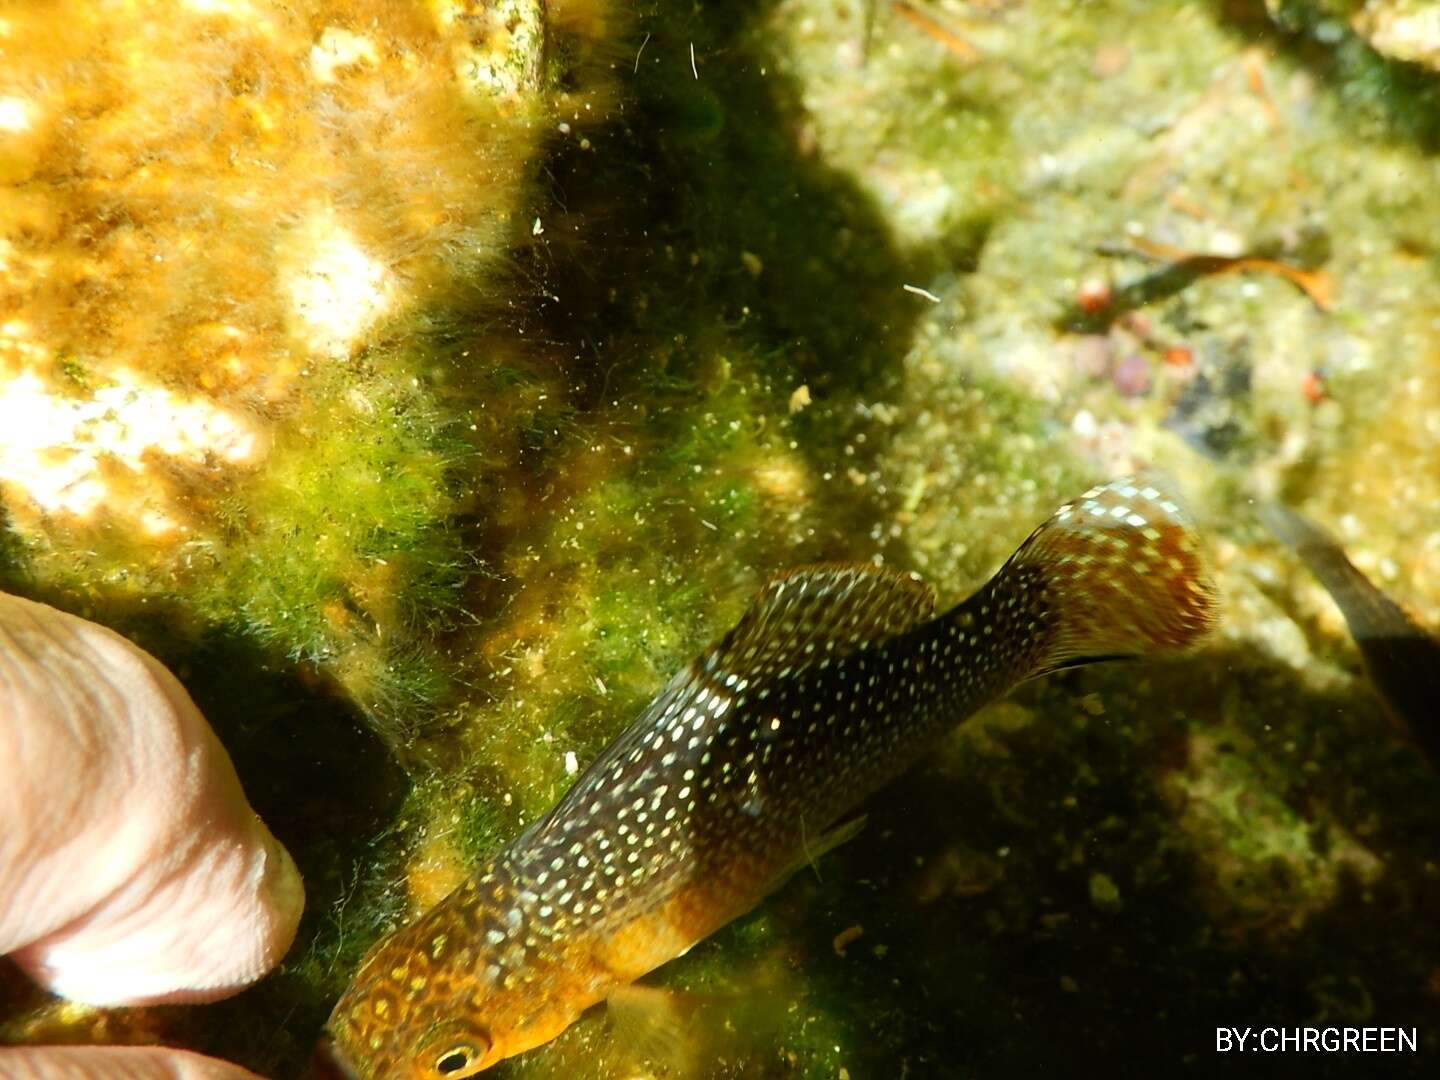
[606,983,708,1073]
[805,812,868,865]
[769,813,868,893]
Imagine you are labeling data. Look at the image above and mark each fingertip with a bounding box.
[0,591,306,1006]
[0,1045,267,1079]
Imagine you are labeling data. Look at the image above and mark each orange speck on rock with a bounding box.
[1163,345,1194,367]
[1076,278,1113,314]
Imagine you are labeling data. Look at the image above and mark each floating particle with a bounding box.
[832,925,865,957]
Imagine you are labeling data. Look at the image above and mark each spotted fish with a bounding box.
[316,476,1218,1078]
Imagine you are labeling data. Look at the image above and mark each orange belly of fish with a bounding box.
[590,868,768,983]
[496,868,775,1063]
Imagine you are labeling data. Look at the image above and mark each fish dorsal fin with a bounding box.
[703,564,936,683]
[524,566,932,852]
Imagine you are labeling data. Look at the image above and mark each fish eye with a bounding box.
[433,1043,482,1076]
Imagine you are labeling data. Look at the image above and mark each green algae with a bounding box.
[0,337,492,746]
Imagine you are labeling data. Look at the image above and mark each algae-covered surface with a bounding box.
[2,0,1439,1076]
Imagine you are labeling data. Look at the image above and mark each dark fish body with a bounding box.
[1260,501,1440,763]
[320,477,1218,1078]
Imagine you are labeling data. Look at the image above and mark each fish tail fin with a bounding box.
[1256,500,1404,641]
[997,474,1219,678]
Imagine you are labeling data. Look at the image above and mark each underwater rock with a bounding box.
[1112,353,1151,398]
[2,0,1438,1073]
[1352,0,1440,70]
[0,0,610,732]
[0,591,302,1006]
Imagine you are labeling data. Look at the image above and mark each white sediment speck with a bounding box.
[284,211,395,359]
[0,365,260,527]
[309,27,378,83]
[902,284,942,303]
[0,95,34,133]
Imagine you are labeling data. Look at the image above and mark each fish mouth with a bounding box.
[312,1036,363,1080]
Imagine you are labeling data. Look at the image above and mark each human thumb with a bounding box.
[0,591,304,1006]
